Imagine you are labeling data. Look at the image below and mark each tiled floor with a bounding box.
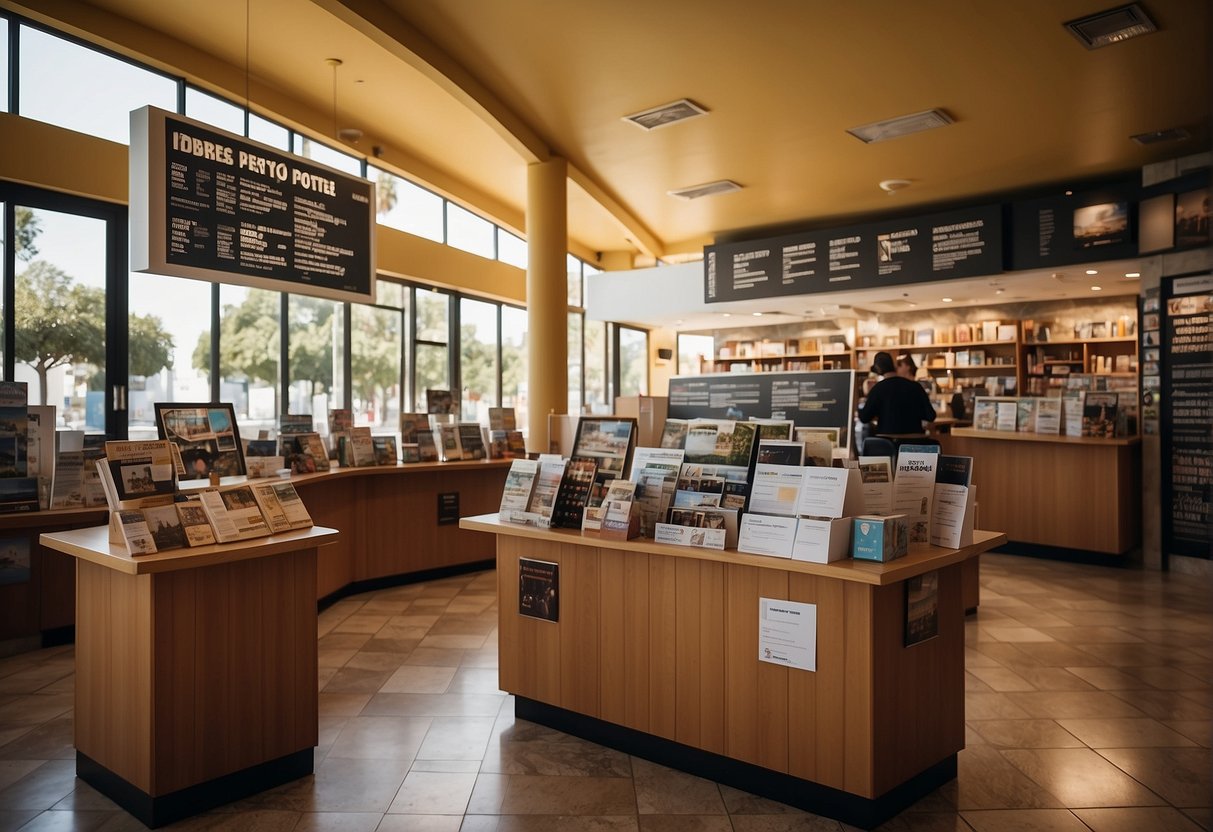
[0,553,1209,831]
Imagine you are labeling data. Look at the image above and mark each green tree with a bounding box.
[351,306,400,427]
[14,261,104,404]
[12,207,42,262]
[195,289,279,385]
[288,296,336,401]
[375,170,397,217]
[127,313,174,378]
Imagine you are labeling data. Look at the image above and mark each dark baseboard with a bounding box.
[41,625,75,648]
[317,559,495,611]
[515,696,955,830]
[993,541,1132,567]
[77,748,313,828]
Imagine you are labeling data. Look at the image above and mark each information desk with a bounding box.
[946,429,1140,555]
[39,525,339,828]
[0,460,510,645]
[460,514,1005,829]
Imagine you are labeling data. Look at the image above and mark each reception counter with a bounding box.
[461,513,1006,829]
[0,459,511,645]
[946,429,1140,555]
[40,525,339,827]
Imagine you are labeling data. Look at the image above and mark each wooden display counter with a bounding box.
[946,428,1140,555]
[0,460,510,645]
[461,514,1005,829]
[40,525,338,827]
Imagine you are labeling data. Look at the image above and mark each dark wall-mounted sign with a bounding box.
[1161,273,1213,562]
[1010,184,1138,270]
[704,205,1002,303]
[437,491,460,525]
[130,106,375,304]
[667,370,856,449]
[519,558,559,622]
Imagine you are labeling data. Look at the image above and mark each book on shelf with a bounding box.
[1034,398,1062,435]
[372,435,399,465]
[1016,399,1036,432]
[97,440,178,512]
[458,423,487,460]
[250,480,314,533]
[972,399,997,431]
[995,401,1017,432]
[197,483,272,543]
[49,430,86,509]
[176,502,217,547]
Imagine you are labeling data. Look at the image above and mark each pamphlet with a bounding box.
[748,464,805,517]
[737,513,798,558]
[198,484,272,542]
[930,455,975,549]
[1035,398,1061,434]
[795,467,861,519]
[858,456,893,516]
[893,446,939,543]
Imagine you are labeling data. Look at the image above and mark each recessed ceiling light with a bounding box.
[1065,190,1073,196]
[1086,269,1099,275]
[995,289,1005,295]
[942,297,954,303]
[668,180,742,200]
[1125,272,1140,277]
[752,312,763,317]
[847,109,953,143]
[623,98,708,131]
[1064,3,1157,49]
[1091,285,1103,291]
[722,313,731,318]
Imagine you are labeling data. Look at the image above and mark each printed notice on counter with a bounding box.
[131,106,375,304]
[758,597,817,672]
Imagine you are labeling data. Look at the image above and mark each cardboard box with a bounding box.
[852,514,908,562]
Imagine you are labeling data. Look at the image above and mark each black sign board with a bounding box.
[437,491,460,526]
[519,558,559,622]
[1161,274,1213,561]
[130,106,375,304]
[1010,185,1138,270]
[667,370,856,449]
[704,205,1002,303]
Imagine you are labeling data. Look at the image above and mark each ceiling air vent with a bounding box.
[1131,126,1191,145]
[668,180,742,200]
[1065,4,1157,49]
[623,99,708,131]
[846,109,953,144]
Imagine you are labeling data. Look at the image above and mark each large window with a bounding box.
[18,24,177,144]
[501,305,528,430]
[567,255,583,307]
[218,286,280,438]
[617,325,649,397]
[460,298,499,421]
[497,229,527,269]
[288,296,342,417]
[0,19,8,113]
[13,206,107,428]
[414,289,450,408]
[584,319,607,411]
[185,86,245,134]
[568,312,583,414]
[249,112,290,150]
[128,273,210,437]
[296,136,362,176]
[370,166,444,243]
[352,302,402,431]
[447,203,495,259]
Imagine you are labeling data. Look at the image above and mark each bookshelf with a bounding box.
[1020,336,1137,396]
[700,337,854,374]
[855,335,1020,397]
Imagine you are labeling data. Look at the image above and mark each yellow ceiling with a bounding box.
[21,0,1213,261]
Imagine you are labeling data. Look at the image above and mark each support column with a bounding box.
[526,157,569,453]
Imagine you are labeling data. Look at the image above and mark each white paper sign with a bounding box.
[796,467,859,519]
[749,465,806,516]
[738,514,798,558]
[893,451,937,543]
[759,597,817,672]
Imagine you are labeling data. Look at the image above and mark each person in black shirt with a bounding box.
[858,351,936,435]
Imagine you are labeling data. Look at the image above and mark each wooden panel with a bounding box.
[597,548,626,725]
[559,543,599,717]
[673,558,702,747]
[810,577,848,790]
[961,556,980,611]
[786,573,820,783]
[842,582,874,796]
[151,551,318,794]
[496,538,523,696]
[870,564,965,796]
[622,552,650,732]
[724,563,761,766]
[949,434,1139,553]
[75,561,152,790]
[697,561,726,754]
[37,546,76,630]
[648,555,678,741]
[497,537,561,705]
[755,569,790,773]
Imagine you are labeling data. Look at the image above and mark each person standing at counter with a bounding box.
[858,351,937,435]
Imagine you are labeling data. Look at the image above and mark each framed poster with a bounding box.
[155,402,245,480]
[519,558,559,622]
[904,571,940,646]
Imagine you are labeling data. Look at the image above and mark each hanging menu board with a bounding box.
[1162,274,1213,560]
[130,106,376,304]
[1010,184,1138,270]
[668,371,856,449]
[704,205,1002,303]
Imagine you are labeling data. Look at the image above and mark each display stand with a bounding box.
[460,513,1005,829]
[39,525,339,828]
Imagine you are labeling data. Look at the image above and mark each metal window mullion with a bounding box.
[279,293,289,415]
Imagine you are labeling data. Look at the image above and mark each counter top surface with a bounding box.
[176,458,513,492]
[40,525,340,575]
[460,513,1004,586]
[950,428,1140,446]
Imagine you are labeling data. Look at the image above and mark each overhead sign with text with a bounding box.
[704,204,1002,303]
[130,106,376,304]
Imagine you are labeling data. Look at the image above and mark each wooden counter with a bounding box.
[40,526,338,827]
[463,514,1005,829]
[0,460,510,645]
[947,429,1140,554]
